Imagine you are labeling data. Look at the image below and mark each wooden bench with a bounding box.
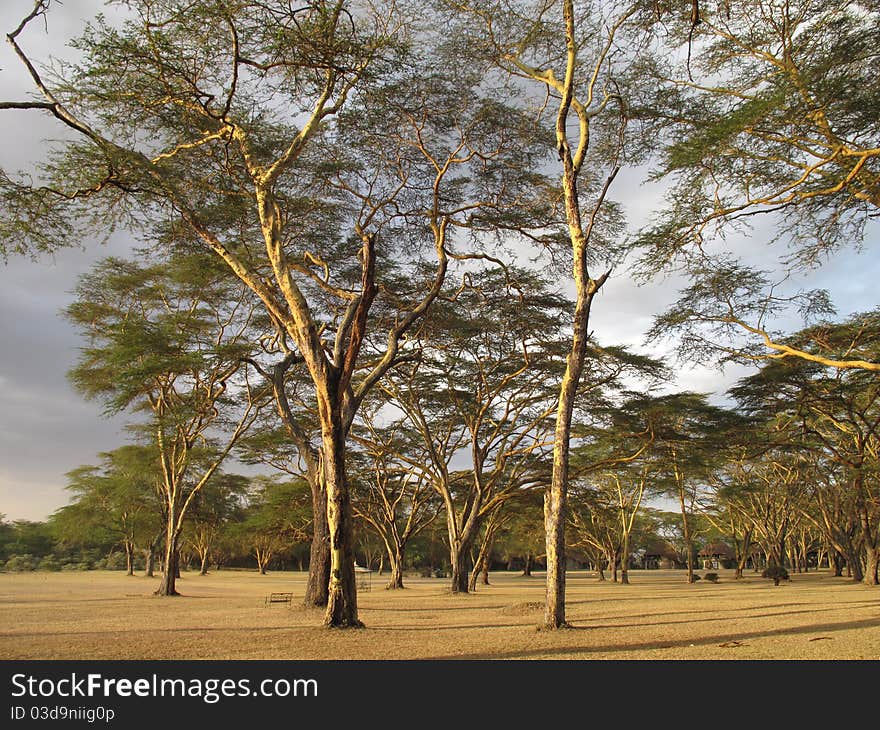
[264,592,293,607]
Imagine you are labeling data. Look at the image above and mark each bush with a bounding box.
[704,572,719,583]
[38,556,62,572]
[692,573,702,581]
[4,554,37,572]
[61,562,91,571]
[762,564,790,585]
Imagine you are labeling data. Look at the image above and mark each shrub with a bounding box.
[704,572,719,583]
[38,556,62,572]
[5,554,37,572]
[61,562,92,571]
[692,573,702,581]
[762,564,790,586]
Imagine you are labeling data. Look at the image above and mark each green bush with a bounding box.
[37,556,62,572]
[704,572,719,583]
[762,564,790,585]
[61,562,91,571]
[5,554,37,572]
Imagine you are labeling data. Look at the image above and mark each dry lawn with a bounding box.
[1,569,878,660]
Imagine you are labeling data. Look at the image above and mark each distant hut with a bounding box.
[642,539,678,570]
[698,541,735,570]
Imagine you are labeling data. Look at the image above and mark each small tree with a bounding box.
[66,251,263,595]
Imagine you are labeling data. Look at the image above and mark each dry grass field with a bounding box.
[1,568,878,660]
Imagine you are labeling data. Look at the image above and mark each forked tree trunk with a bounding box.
[199,551,209,576]
[620,534,631,585]
[676,477,696,584]
[469,529,497,592]
[735,529,752,579]
[386,545,404,590]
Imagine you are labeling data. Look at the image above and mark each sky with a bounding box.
[0,1,878,521]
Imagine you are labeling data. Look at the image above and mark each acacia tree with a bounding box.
[568,391,666,583]
[52,446,161,576]
[381,267,566,593]
[705,452,758,579]
[730,314,880,584]
[798,449,863,578]
[1,0,554,626]
[641,393,737,583]
[647,0,879,253]
[637,0,880,372]
[491,497,545,578]
[444,0,674,627]
[236,476,312,574]
[66,251,261,595]
[185,472,249,575]
[350,416,440,590]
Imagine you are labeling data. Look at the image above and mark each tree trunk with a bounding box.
[468,562,479,592]
[322,417,361,628]
[845,545,864,582]
[304,475,331,607]
[855,482,879,586]
[469,528,496,592]
[450,542,471,593]
[735,529,752,579]
[864,545,879,586]
[155,524,180,596]
[542,0,610,632]
[385,545,404,590]
[522,553,532,577]
[144,547,155,578]
[678,492,695,584]
[124,541,134,576]
[620,533,630,585]
[199,551,209,576]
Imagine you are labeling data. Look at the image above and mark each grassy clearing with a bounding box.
[1,569,877,660]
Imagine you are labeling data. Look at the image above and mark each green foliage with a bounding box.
[4,555,37,572]
[641,0,880,268]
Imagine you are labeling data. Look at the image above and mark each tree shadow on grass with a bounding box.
[424,614,880,659]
